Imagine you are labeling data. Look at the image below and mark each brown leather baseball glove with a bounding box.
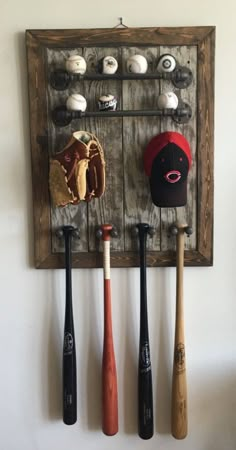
[49,131,105,207]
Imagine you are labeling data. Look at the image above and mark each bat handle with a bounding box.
[101,225,118,436]
[62,226,77,425]
[171,226,187,439]
[137,223,153,440]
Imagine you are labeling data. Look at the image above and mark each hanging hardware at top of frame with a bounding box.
[114,17,129,28]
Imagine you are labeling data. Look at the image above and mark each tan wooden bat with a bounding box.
[171,223,189,439]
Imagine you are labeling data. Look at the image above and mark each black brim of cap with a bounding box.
[150,177,187,207]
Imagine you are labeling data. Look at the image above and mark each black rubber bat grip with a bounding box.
[62,226,77,425]
[137,223,153,439]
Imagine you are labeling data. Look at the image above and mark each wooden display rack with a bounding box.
[26,26,215,268]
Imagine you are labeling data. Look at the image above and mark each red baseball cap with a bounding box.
[144,131,192,207]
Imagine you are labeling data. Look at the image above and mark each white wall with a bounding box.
[1,1,236,449]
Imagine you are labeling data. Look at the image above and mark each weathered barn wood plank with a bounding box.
[122,46,161,252]
[28,27,214,48]
[26,32,50,267]
[197,30,215,264]
[159,45,197,252]
[82,47,123,252]
[46,48,88,252]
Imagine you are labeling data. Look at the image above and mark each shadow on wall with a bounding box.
[41,271,63,422]
[85,269,102,431]
[155,268,173,435]
[123,268,139,434]
[189,370,236,449]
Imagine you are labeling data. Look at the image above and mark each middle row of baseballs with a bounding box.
[66,91,179,112]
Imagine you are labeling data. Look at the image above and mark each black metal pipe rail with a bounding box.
[52,104,192,127]
[50,66,193,91]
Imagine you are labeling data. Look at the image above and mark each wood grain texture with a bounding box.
[25,27,215,268]
[26,27,214,47]
[122,46,161,252]
[197,28,215,264]
[102,279,118,435]
[101,228,118,435]
[26,32,51,267]
[46,48,88,252]
[82,47,123,253]
[36,249,211,269]
[171,225,187,439]
[159,46,197,252]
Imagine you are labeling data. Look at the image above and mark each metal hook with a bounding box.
[55,226,80,240]
[95,225,119,239]
[114,17,128,28]
[168,224,193,238]
[131,224,155,238]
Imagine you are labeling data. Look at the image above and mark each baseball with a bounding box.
[157,54,176,73]
[73,131,91,144]
[127,54,148,74]
[98,94,117,111]
[99,56,118,74]
[66,94,87,111]
[65,55,87,74]
[157,92,179,109]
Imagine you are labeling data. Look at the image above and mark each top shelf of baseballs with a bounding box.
[50,54,193,90]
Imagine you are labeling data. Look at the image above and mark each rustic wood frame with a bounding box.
[26,26,215,268]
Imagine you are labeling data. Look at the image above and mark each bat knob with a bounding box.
[136,223,150,234]
[99,224,113,241]
[56,225,78,239]
[96,225,118,240]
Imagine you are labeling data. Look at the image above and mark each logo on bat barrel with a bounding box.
[174,343,185,371]
[64,332,73,355]
[140,342,151,373]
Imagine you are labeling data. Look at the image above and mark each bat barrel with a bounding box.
[171,225,187,439]
[62,226,77,425]
[100,224,118,436]
[136,223,153,440]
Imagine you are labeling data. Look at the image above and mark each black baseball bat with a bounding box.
[136,223,153,439]
[62,225,77,425]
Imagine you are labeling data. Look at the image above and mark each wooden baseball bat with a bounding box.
[101,224,118,436]
[62,225,77,425]
[171,224,187,439]
[137,223,153,440]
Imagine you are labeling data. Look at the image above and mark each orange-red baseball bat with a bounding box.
[101,224,118,436]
